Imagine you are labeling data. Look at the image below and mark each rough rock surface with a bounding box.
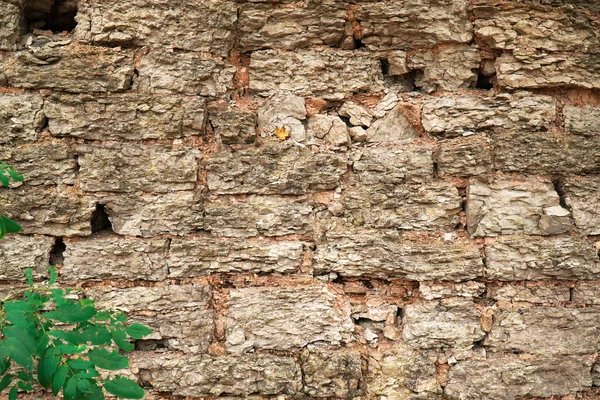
[352,146,433,185]
[562,177,600,235]
[225,286,353,354]
[0,235,54,279]
[0,2,22,51]
[364,104,419,143]
[467,179,571,237]
[486,283,570,303]
[208,102,257,144]
[564,105,600,136]
[437,136,493,177]
[0,92,45,144]
[301,350,362,398]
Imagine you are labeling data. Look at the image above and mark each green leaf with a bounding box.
[57,343,87,355]
[51,329,86,345]
[125,323,153,339]
[8,386,16,400]
[4,326,37,356]
[82,325,112,346]
[38,347,60,388]
[111,329,134,352]
[4,337,33,371]
[47,266,58,285]
[44,301,97,323]
[7,169,23,182]
[87,348,129,371]
[52,365,68,396]
[67,359,93,370]
[0,174,9,188]
[18,380,33,391]
[16,371,32,382]
[24,268,33,287]
[77,368,100,379]
[0,374,13,392]
[0,216,22,234]
[64,376,77,400]
[0,358,11,375]
[94,310,112,321]
[103,376,145,399]
[4,301,34,314]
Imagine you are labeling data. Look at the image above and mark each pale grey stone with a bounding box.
[137,50,236,97]
[437,136,493,178]
[564,105,600,136]
[75,0,237,57]
[204,195,313,238]
[0,92,45,144]
[206,143,348,195]
[421,93,556,137]
[307,114,350,146]
[572,283,600,305]
[314,225,483,281]
[339,102,373,127]
[365,104,418,143]
[258,92,306,141]
[402,299,485,349]
[485,236,600,281]
[419,282,486,301]
[486,284,570,303]
[301,350,362,398]
[0,2,23,51]
[0,235,54,280]
[208,101,257,144]
[63,234,169,281]
[250,49,384,100]
[467,179,571,237]
[562,177,600,235]
[352,145,434,184]
[167,237,304,277]
[225,285,353,354]
[77,143,200,193]
[45,93,206,140]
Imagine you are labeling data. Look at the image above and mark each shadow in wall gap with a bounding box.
[23,0,79,34]
[91,204,113,233]
[49,237,65,266]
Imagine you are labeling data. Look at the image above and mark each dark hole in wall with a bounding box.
[49,237,65,265]
[476,70,494,90]
[135,339,168,351]
[354,38,366,50]
[24,0,78,33]
[91,204,113,233]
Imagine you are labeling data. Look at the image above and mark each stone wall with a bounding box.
[1,0,600,399]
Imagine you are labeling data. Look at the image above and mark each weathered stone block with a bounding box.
[208,101,257,144]
[402,299,485,349]
[206,143,348,195]
[134,352,302,397]
[0,186,94,236]
[0,2,23,51]
[421,93,556,137]
[168,237,304,277]
[44,94,206,140]
[77,143,200,193]
[314,226,483,281]
[225,285,353,354]
[2,44,135,93]
[0,92,45,144]
[250,49,384,100]
[358,0,472,50]
[562,177,600,235]
[364,104,418,143]
[0,235,53,280]
[89,285,214,353]
[496,51,600,90]
[63,234,169,281]
[486,283,570,303]
[485,236,600,281]
[484,307,600,355]
[493,132,600,175]
[572,283,600,305]
[467,179,571,237]
[301,350,362,398]
[204,195,313,237]
[564,105,600,136]
[0,142,77,186]
[344,182,462,231]
[472,0,599,53]
[366,342,442,400]
[419,282,486,300]
[75,0,237,56]
[445,355,593,400]
[239,1,345,51]
[136,50,236,97]
[352,146,433,185]
[99,192,203,237]
[437,136,493,178]
[307,114,350,146]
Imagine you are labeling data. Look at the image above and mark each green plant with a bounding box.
[0,162,23,238]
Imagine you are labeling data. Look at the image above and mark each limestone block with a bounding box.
[258,92,306,141]
[352,146,433,184]
[225,285,353,353]
[239,1,345,51]
[409,45,480,93]
[493,132,600,175]
[2,44,135,93]
[75,0,237,57]
[419,282,486,300]
[137,50,236,97]
[301,350,362,398]
[167,237,304,277]
[484,307,600,355]
[62,234,169,281]
[564,105,600,136]
[421,93,556,137]
[339,102,372,128]
[77,143,200,193]
[208,102,257,144]
[250,49,384,100]
[358,0,472,50]
[0,92,45,144]
[366,342,442,400]
[0,142,77,186]
[437,136,492,178]
[486,284,570,303]
[562,177,600,235]
[0,235,54,280]
[205,143,348,195]
[134,352,302,397]
[0,2,23,51]
[99,192,203,237]
[485,236,600,281]
[0,186,94,236]
[204,195,313,237]
[344,182,462,231]
[306,114,350,146]
[496,51,600,90]
[466,179,571,237]
[572,283,600,305]
[402,299,485,349]
[44,94,206,140]
[89,285,214,353]
[472,0,599,53]
[314,226,483,281]
[364,104,418,143]
[445,355,592,400]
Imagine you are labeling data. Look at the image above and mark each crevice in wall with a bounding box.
[23,0,78,33]
[49,237,65,266]
[91,204,113,233]
[476,69,495,90]
[552,179,571,211]
[135,339,168,352]
[569,286,575,302]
